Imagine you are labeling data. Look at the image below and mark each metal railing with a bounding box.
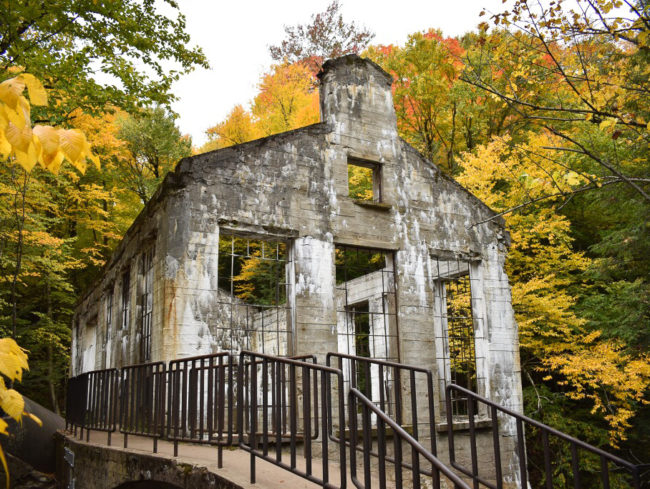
[446,384,645,489]
[349,387,470,489]
[326,352,438,481]
[166,352,233,465]
[65,352,648,489]
[238,350,347,488]
[65,373,87,434]
[84,368,119,442]
[120,361,166,452]
[240,354,321,443]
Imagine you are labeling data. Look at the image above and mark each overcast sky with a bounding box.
[170,1,507,146]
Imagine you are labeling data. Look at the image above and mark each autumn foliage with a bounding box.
[0,1,647,481]
[0,73,99,174]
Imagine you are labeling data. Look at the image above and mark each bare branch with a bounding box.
[468,177,649,228]
[543,125,650,202]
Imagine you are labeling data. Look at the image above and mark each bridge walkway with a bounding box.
[71,429,364,489]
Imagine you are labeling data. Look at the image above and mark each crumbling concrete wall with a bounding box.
[56,434,239,489]
[72,54,523,486]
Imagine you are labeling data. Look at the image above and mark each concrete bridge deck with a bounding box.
[58,430,363,489]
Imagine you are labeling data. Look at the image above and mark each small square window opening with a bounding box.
[348,158,381,202]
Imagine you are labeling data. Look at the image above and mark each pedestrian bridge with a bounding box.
[59,351,645,489]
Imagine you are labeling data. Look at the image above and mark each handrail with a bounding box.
[120,361,166,453]
[167,352,233,465]
[327,352,433,375]
[237,350,347,488]
[64,353,646,489]
[327,351,438,479]
[446,384,643,489]
[349,387,470,489]
[83,368,119,443]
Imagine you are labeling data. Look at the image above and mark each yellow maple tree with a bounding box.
[457,133,650,443]
[0,71,99,487]
[200,62,319,153]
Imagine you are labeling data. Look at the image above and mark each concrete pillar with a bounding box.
[395,243,436,428]
[292,236,338,361]
[161,194,221,361]
[480,245,524,488]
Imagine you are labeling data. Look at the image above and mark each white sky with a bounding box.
[171,1,507,146]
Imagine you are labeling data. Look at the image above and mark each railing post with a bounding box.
[250,356,257,484]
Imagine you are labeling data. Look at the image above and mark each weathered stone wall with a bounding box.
[55,434,239,489]
[72,206,166,375]
[72,54,522,485]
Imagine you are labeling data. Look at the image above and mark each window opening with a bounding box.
[82,317,97,373]
[335,245,398,411]
[432,258,480,417]
[216,234,292,356]
[105,289,113,343]
[348,158,381,202]
[140,247,154,362]
[121,268,130,331]
[349,300,370,394]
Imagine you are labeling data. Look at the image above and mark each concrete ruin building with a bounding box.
[72,55,523,482]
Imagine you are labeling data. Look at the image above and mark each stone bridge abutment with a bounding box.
[55,434,241,489]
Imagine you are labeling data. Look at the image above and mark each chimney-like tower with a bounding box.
[318,55,397,138]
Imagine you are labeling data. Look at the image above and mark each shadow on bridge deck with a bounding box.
[57,429,359,489]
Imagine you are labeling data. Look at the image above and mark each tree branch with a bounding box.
[543,125,650,202]
[468,177,649,228]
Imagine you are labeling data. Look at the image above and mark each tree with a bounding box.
[1,0,208,119]
[457,134,650,481]
[0,1,205,417]
[459,4,650,459]
[269,0,374,73]
[201,105,261,152]
[252,63,319,136]
[366,30,531,175]
[1,71,99,343]
[117,107,191,203]
[0,71,99,485]
[466,0,650,203]
[200,63,319,152]
[204,1,373,151]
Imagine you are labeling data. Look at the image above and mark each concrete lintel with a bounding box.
[333,236,399,251]
[217,220,299,240]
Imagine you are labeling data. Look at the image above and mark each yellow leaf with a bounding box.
[59,129,88,173]
[6,66,25,75]
[0,389,23,422]
[0,77,25,111]
[59,129,99,173]
[599,118,617,132]
[13,145,39,173]
[0,105,8,130]
[564,171,582,186]
[0,130,11,160]
[4,96,30,129]
[16,74,47,106]
[5,122,38,172]
[0,338,29,382]
[59,128,84,161]
[33,125,65,172]
[25,412,41,427]
[45,151,65,174]
[88,151,100,170]
[0,443,8,489]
